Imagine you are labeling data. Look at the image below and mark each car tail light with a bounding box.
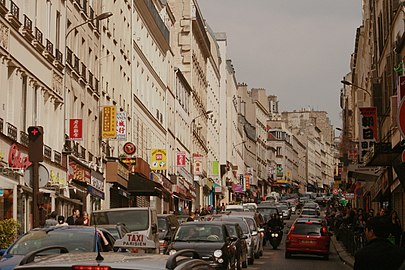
[160,242,168,247]
[305,221,313,224]
[290,225,295,231]
[72,266,111,270]
[322,227,327,234]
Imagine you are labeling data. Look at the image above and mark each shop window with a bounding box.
[0,189,13,220]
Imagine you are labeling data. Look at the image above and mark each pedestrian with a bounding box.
[354,216,405,270]
[56,215,68,226]
[82,211,90,226]
[66,208,80,225]
[390,210,402,246]
[45,211,58,227]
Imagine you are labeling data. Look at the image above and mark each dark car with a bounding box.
[256,205,280,223]
[221,222,249,269]
[167,221,237,270]
[13,249,214,270]
[96,223,131,240]
[211,215,255,266]
[0,226,116,270]
[158,214,180,254]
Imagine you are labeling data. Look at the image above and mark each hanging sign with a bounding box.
[69,119,83,140]
[176,151,186,167]
[151,149,167,170]
[359,107,377,162]
[116,112,127,141]
[102,106,117,139]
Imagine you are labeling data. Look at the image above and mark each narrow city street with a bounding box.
[249,213,352,270]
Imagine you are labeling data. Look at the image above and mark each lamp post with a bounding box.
[190,110,213,210]
[341,80,372,97]
[63,11,113,138]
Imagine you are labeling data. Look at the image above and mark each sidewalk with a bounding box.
[331,235,355,268]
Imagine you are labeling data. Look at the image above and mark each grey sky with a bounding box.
[198,0,362,127]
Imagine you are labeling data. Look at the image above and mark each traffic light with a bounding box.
[28,126,44,162]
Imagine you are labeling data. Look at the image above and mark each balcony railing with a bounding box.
[10,0,19,19]
[82,0,88,15]
[6,122,17,141]
[23,14,32,31]
[94,78,99,94]
[55,49,63,63]
[20,131,28,147]
[54,150,61,164]
[73,142,79,156]
[66,47,73,66]
[88,152,93,162]
[45,39,53,55]
[44,145,52,159]
[34,27,43,43]
[0,0,5,7]
[81,63,87,81]
[89,6,94,21]
[74,55,80,73]
[80,146,86,159]
[88,71,93,88]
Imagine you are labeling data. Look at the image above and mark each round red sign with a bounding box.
[123,142,136,155]
[398,98,405,138]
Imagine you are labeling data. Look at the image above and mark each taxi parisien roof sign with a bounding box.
[114,232,156,249]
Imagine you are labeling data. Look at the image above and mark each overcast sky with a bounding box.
[198,0,363,128]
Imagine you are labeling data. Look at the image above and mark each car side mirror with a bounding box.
[229,236,238,242]
[0,249,6,256]
[170,226,177,230]
[251,231,258,236]
[152,223,158,234]
[241,235,248,240]
[258,228,265,233]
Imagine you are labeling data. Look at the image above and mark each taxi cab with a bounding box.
[285,217,331,260]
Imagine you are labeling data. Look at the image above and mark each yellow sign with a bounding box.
[102,106,117,139]
[151,149,166,170]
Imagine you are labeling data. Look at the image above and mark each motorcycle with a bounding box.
[268,227,283,249]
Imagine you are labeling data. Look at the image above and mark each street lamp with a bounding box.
[341,80,372,97]
[63,11,113,138]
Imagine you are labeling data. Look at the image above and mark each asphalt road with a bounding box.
[248,213,352,270]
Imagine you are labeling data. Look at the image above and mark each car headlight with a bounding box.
[169,249,177,255]
[214,249,223,258]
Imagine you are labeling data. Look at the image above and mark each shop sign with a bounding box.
[91,171,104,192]
[68,160,90,184]
[102,106,117,139]
[176,151,186,167]
[151,149,166,170]
[49,169,67,187]
[116,112,127,141]
[150,172,163,184]
[193,154,203,175]
[8,144,31,169]
[344,193,355,200]
[117,162,129,180]
[359,107,377,162]
[162,176,172,192]
[212,161,219,175]
[245,175,250,190]
[69,119,83,140]
[87,186,105,200]
[276,164,283,177]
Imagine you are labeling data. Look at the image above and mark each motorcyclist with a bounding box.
[265,213,283,246]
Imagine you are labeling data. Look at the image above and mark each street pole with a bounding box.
[32,162,40,228]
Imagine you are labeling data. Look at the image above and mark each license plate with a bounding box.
[301,240,315,244]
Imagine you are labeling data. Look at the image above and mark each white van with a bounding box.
[225,204,244,212]
[92,207,159,253]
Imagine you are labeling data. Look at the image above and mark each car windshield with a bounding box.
[244,218,257,232]
[92,210,149,232]
[158,218,167,232]
[8,229,95,255]
[225,224,238,238]
[174,224,223,242]
[292,223,322,236]
[277,205,288,211]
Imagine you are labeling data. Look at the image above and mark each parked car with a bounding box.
[0,226,116,270]
[167,221,237,270]
[158,214,180,254]
[242,203,257,212]
[96,223,131,240]
[285,217,331,260]
[13,249,214,270]
[211,215,255,265]
[225,205,244,212]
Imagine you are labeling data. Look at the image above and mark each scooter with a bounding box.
[268,227,283,250]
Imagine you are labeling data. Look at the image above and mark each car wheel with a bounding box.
[285,251,291,259]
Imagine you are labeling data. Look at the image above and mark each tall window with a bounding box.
[56,11,61,50]
[21,75,27,130]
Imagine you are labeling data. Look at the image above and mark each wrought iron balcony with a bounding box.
[80,146,86,159]
[6,122,17,141]
[54,150,62,165]
[44,145,52,159]
[20,131,28,147]
[23,14,32,31]
[74,55,80,73]
[45,39,53,55]
[88,71,93,88]
[55,49,63,63]
[66,47,73,66]
[34,27,43,43]
[10,0,19,19]
[81,63,87,81]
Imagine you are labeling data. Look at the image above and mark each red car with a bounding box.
[285,217,331,260]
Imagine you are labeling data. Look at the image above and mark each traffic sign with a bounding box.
[123,142,136,155]
[120,157,137,165]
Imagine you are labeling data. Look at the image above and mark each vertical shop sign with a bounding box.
[102,106,116,139]
[116,112,127,141]
[359,107,377,162]
[212,161,219,175]
[176,151,186,167]
[69,119,83,140]
[193,154,203,175]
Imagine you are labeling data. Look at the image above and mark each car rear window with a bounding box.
[301,209,316,215]
[292,223,322,236]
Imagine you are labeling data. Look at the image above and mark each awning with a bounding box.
[365,142,401,166]
[128,173,163,196]
[347,164,383,181]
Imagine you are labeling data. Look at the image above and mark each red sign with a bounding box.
[123,142,136,155]
[398,98,405,138]
[69,119,83,140]
[359,107,378,161]
[8,144,31,169]
[68,160,90,184]
[245,175,250,190]
[399,76,405,101]
[176,151,186,167]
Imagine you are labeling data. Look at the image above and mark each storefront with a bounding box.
[106,159,130,208]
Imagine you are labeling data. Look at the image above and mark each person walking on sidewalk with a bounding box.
[354,216,405,270]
